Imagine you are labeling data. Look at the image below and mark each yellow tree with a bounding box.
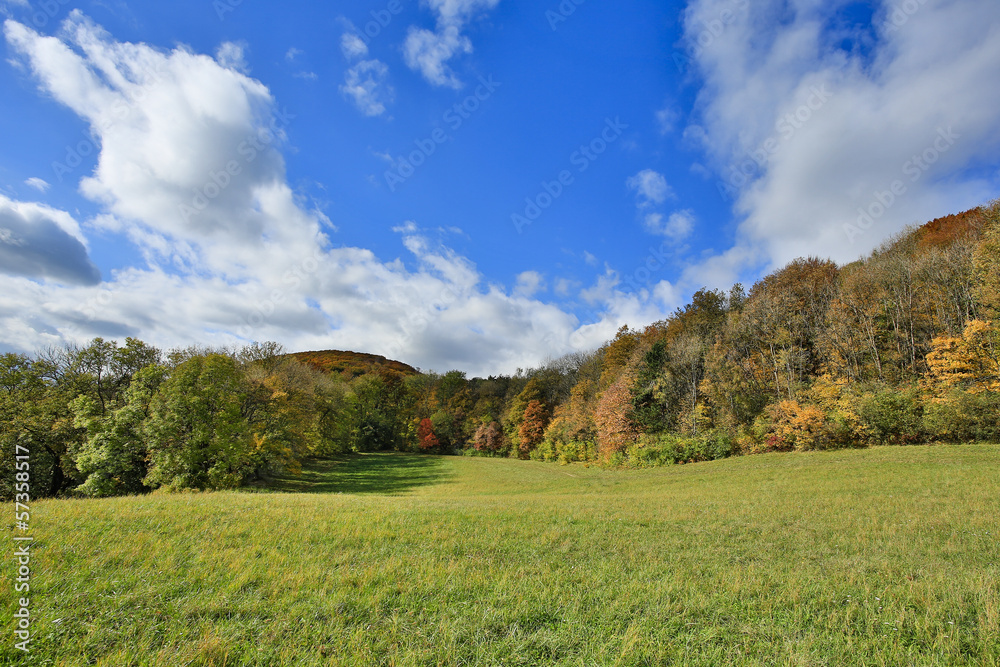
[925,320,1000,394]
[973,200,1000,318]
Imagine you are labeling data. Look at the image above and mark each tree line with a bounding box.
[2,201,998,499]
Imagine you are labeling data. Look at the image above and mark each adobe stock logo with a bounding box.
[844,127,960,244]
[384,75,501,192]
[883,0,931,33]
[355,0,404,45]
[673,0,750,73]
[546,0,587,31]
[179,108,295,222]
[511,117,628,234]
[717,84,833,201]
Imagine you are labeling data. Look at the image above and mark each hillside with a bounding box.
[914,206,989,248]
[287,349,419,379]
[5,201,997,503]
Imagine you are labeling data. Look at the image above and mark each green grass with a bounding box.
[3,446,999,666]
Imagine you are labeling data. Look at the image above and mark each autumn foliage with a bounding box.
[417,418,440,451]
[517,400,550,457]
[925,320,1000,394]
[4,201,1000,501]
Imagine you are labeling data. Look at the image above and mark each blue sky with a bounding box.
[1,0,999,376]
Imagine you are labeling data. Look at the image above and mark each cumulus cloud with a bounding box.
[0,195,101,285]
[403,0,499,88]
[682,0,1000,268]
[1,12,658,376]
[627,169,674,206]
[404,25,471,89]
[4,11,302,266]
[341,60,393,117]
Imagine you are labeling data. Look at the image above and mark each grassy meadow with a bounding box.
[3,445,999,666]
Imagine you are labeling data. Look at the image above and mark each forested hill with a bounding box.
[293,205,989,384]
[287,350,418,379]
[912,207,985,248]
[3,200,998,500]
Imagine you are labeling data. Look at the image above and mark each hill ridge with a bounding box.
[287,349,419,378]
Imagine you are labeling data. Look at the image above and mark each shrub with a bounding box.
[529,439,557,462]
[924,390,1000,443]
[554,439,597,464]
[767,400,828,451]
[856,386,925,445]
[417,418,440,451]
[623,431,737,468]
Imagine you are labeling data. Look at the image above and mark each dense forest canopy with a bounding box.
[3,201,999,499]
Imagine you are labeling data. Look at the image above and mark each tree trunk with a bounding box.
[45,445,64,496]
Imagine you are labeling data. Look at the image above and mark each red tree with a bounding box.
[417,418,440,451]
[518,400,550,457]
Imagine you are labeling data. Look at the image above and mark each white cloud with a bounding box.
[215,41,249,73]
[24,177,49,192]
[286,46,315,79]
[627,169,674,206]
[643,213,664,235]
[392,220,419,234]
[514,270,544,298]
[682,0,1000,268]
[341,59,393,117]
[554,278,575,297]
[2,12,668,377]
[425,0,500,24]
[571,267,680,351]
[656,104,680,134]
[644,209,695,241]
[403,25,471,89]
[689,162,712,180]
[340,32,368,60]
[403,0,499,88]
[4,12,302,265]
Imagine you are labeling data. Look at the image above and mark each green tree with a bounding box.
[72,364,167,497]
[0,349,92,497]
[345,371,412,451]
[144,354,253,491]
[631,340,672,433]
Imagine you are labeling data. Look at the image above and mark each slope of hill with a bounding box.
[287,349,419,379]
